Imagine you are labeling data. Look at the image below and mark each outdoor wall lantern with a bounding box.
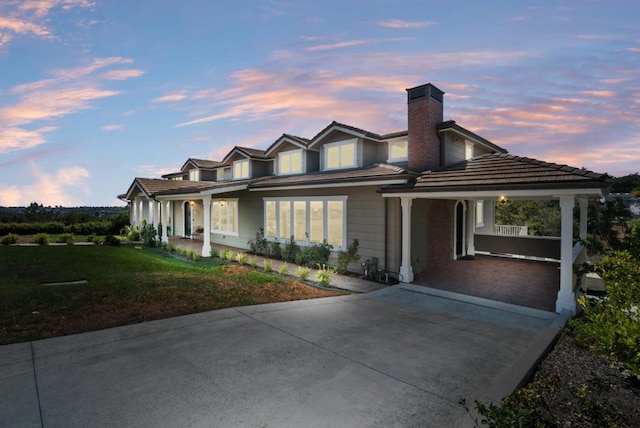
[498,195,508,204]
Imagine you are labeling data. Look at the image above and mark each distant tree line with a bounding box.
[0,202,129,236]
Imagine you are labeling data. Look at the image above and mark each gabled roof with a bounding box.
[222,146,269,163]
[437,121,507,154]
[309,121,385,148]
[181,158,225,172]
[249,163,415,190]
[383,153,608,193]
[125,178,214,200]
[265,133,312,155]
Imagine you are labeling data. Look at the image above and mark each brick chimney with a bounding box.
[406,83,444,172]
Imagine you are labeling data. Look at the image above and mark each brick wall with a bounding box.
[407,83,444,172]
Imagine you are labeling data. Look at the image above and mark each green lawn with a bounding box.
[0,245,345,345]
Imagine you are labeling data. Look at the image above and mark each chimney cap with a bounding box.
[406,83,444,104]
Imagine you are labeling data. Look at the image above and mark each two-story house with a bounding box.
[124,83,608,314]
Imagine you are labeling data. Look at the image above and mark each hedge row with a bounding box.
[0,221,117,236]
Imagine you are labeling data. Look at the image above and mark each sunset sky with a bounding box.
[1,0,638,206]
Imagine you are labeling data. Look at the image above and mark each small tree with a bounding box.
[140,222,158,247]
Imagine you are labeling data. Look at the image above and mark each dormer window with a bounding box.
[233,159,249,180]
[278,150,303,175]
[188,169,200,181]
[216,168,225,181]
[324,139,356,170]
[387,139,408,163]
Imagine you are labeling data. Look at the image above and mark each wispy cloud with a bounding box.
[102,124,123,131]
[153,91,188,103]
[306,40,368,51]
[376,19,433,29]
[0,56,143,154]
[99,69,145,80]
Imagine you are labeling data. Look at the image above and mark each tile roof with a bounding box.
[437,121,507,153]
[249,164,415,189]
[310,121,386,143]
[387,153,608,192]
[235,146,269,159]
[133,178,214,197]
[189,158,225,169]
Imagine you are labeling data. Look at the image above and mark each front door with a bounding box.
[455,201,464,258]
[184,202,192,237]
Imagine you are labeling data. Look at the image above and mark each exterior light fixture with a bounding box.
[498,195,508,204]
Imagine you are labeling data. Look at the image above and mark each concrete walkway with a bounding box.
[1,286,563,428]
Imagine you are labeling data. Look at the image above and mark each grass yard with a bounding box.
[0,245,346,345]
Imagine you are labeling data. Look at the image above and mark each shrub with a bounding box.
[57,233,75,245]
[247,256,257,268]
[269,240,282,259]
[295,240,332,268]
[140,222,158,247]
[335,239,360,274]
[248,227,269,255]
[282,237,300,263]
[316,264,333,287]
[122,224,141,242]
[33,233,50,246]
[1,233,18,245]
[92,236,104,245]
[263,259,273,273]
[296,266,311,281]
[190,250,201,261]
[223,250,236,261]
[104,234,120,246]
[210,247,219,258]
[278,263,289,275]
[86,233,97,243]
[571,250,640,379]
[236,252,248,265]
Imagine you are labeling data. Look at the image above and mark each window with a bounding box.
[188,169,200,181]
[475,200,484,227]
[233,159,249,179]
[264,197,347,248]
[324,139,356,170]
[216,169,225,181]
[211,199,238,235]
[465,141,474,160]
[278,150,303,175]
[387,139,408,162]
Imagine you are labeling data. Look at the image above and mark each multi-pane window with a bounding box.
[387,139,408,162]
[475,200,484,227]
[188,169,200,181]
[233,159,249,179]
[278,150,303,175]
[324,140,356,170]
[216,169,225,181]
[211,199,238,235]
[264,197,347,248]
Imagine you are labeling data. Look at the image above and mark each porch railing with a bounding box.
[494,224,528,236]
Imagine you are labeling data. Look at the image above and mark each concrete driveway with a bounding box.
[1,285,561,427]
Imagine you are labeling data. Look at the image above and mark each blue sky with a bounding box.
[0,0,638,206]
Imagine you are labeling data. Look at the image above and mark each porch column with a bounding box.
[556,195,576,314]
[201,195,212,257]
[579,198,588,242]
[151,199,159,232]
[161,200,169,244]
[131,198,137,225]
[467,200,475,256]
[399,197,414,283]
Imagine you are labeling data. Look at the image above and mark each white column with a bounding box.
[161,200,169,244]
[579,198,588,242]
[467,201,475,256]
[556,195,576,314]
[399,197,414,283]
[131,199,137,225]
[201,195,212,257]
[151,199,159,231]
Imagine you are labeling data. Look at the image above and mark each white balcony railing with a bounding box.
[493,224,528,236]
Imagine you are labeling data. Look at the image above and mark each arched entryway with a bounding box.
[184,201,192,237]
[454,200,465,259]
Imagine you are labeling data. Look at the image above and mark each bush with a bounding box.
[278,263,289,275]
[335,239,360,274]
[104,235,120,246]
[247,256,257,268]
[223,250,236,261]
[122,224,141,242]
[282,237,300,263]
[236,252,248,265]
[296,266,311,281]
[1,233,18,245]
[316,264,333,287]
[140,222,158,247]
[86,233,97,243]
[57,233,75,245]
[210,247,219,258]
[263,259,273,273]
[92,236,104,245]
[295,240,332,268]
[248,227,269,255]
[33,233,50,246]
[571,250,640,379]
[269,240,282,259]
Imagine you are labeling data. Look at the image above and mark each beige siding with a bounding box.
[444,134,466,165]
[362,139,386,166]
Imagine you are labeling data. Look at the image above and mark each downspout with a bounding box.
[384,197,388,271]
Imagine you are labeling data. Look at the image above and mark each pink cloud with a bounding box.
[153,91,188,103]
[580,90,616,98]
[0,16,50,36]
[102,124,123,132]
[376,19,434,29]
[306,40,367,52]
[99,69,145,80]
